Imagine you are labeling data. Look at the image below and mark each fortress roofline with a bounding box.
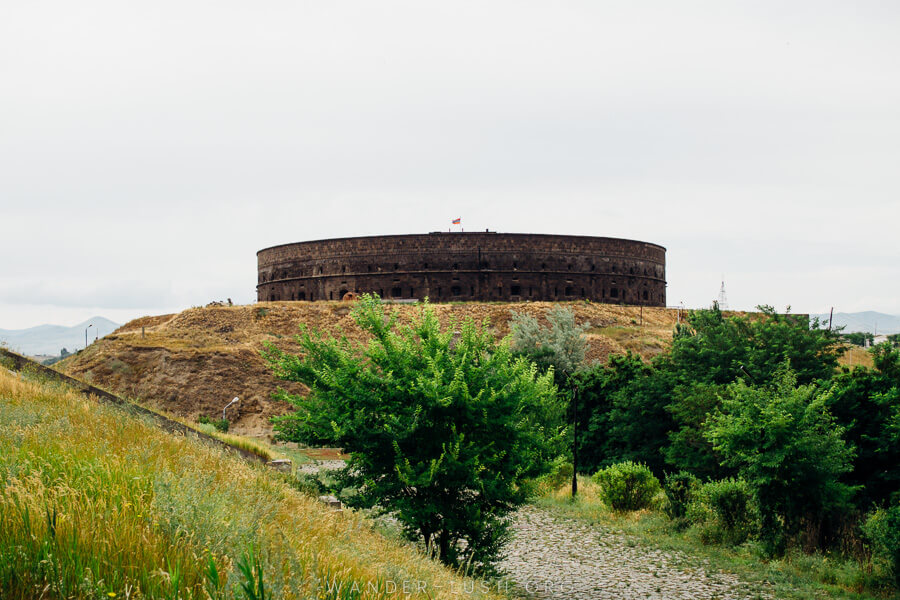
[257,232,666,256]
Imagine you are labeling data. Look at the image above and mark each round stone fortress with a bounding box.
[257,232,666,306]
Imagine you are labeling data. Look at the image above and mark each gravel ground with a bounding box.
[498,505,773,600]
[297,461,773,599]
[296,459,347,475]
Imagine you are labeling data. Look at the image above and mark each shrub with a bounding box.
[198,415,230,433]
[664,471,699,521]
[703,478,755,545]
[706,367,854,556]
[510,306,589,385]
[265,295,564,571]
[592,461,661,512]
[863,504,900,586]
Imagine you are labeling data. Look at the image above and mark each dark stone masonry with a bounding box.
[257,232,666,306]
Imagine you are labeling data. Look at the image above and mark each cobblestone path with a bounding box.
[498,505,773,600]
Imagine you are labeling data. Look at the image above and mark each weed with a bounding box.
[236,547,267,600]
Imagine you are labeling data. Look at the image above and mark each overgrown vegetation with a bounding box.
[552,304,900,595]
[199,414,231,433]
[0,366,504,599]
[706,367,856,555]
[862,504,900,587]
[264,294,565,571]
[539,476,895,600]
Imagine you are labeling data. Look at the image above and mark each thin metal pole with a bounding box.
[571,382,578,498]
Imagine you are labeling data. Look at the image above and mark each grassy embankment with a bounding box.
[0,367,504,600]
[537,477,897,600]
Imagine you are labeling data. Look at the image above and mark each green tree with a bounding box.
[841,331,874,348]
[663,382,735,481]
[264,295,564,570]
[666,305,843,387]
[705,367,855,555]
[509,305,588,386]
[661,305,842,476]
[604,366,675,474]
[575,306,845,479]
[510,306,589,485]
[824,344,900,508]
[572,353,649,473]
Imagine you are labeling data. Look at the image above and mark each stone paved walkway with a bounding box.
[498,506,773,600]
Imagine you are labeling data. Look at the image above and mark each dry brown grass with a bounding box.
[56,301,686,437]
[837,345,875,369]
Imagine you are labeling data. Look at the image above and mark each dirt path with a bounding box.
[498,505,773,600]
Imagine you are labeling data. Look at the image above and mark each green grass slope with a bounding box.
[0,367,504,600]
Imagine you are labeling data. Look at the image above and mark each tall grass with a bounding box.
[0,369,504,599]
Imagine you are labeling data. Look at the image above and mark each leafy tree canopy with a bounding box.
[264,295,564,571]
[666,304,844,386]
[706,366,856,555]
[574,305,847,478]
[510,305,589,386]
[824,344,900,507]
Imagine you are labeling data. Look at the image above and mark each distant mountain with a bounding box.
[811,311,900,335]
[0,317,121,357]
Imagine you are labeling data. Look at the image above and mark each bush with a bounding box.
[592,461,661,512]
[265,295,564,571]
[705,367,854,556]
[510,306,588,385]
[198,415,230,433]
[664,471,699,521]
[863,504,900,586]
[703,478,755,545]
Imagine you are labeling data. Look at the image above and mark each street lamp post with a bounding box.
[223,397,239,421]
[85,324,93,350]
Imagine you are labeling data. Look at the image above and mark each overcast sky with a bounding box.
[1,1,898,329]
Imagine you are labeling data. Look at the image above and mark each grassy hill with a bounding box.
[0,365,504,600]
[56,301,684,438]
